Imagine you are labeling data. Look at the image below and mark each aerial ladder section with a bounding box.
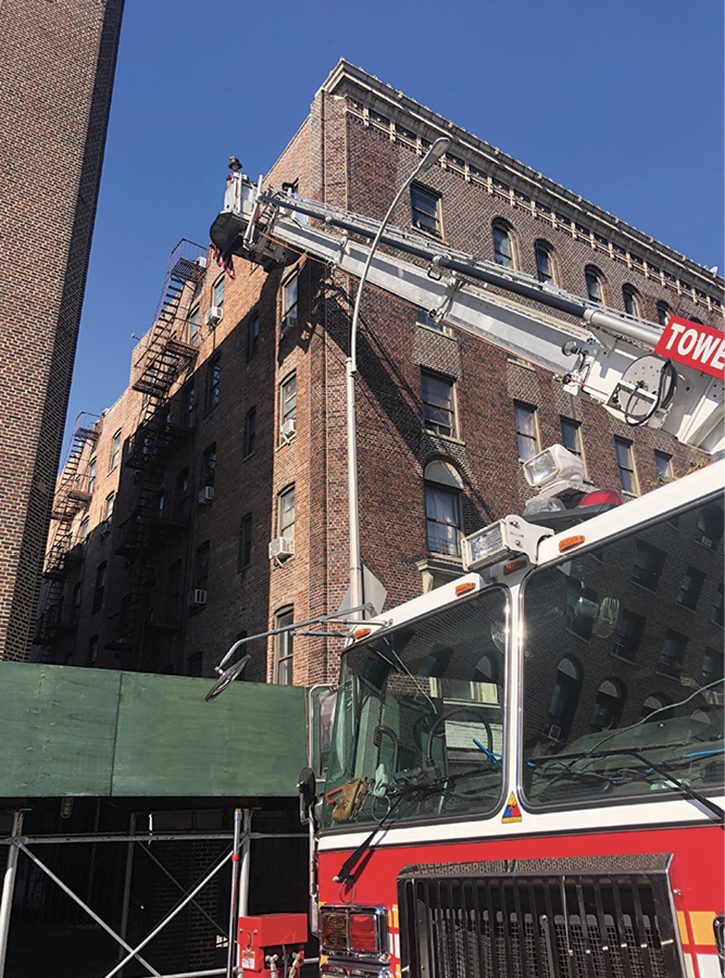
[211,175,724,455]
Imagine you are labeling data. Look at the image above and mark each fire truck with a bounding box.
[210,167,724,978]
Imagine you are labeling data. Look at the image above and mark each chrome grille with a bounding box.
[398,857,683,978]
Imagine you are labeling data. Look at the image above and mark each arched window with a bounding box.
[622,284,640,317]
[424,461,463,557]
[656,301,670,327]
[544,657,582,740]
[587,678,625,733]
[534,240,555,284]
[641,693,671,721]
[585,265,605,304]
[492,221,514,268]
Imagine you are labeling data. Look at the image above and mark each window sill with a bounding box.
[410,224,445,244]
[424,430,465,447]
[609,652,637,666]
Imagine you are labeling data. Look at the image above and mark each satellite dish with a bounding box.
[205,654,251,702]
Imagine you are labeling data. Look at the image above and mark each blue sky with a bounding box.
[65,0,724,450]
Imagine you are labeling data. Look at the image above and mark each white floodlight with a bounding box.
[462,515,552,572]
[523,444,585,498]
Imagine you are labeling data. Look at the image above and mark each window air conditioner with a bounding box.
[543,723,562,740]
[268,536,295,560]
[198,486,215,504]
[205,306,223,327]
[279,418,296,441]
[99,521,111,538]
[187,589,207,608]
[281,313,297,333]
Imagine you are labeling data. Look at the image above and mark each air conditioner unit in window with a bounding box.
[99,521,111,538]
[187,589,207,608]
[279,418,296,442]
[268,536,295,561]
[198,486,215,504]
[281,313,297,333]
[205,306,223,327]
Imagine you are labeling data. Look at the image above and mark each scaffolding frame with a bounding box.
[0,808,307,978]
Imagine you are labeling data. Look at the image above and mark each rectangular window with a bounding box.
[87,457,96,494]
[175,467,189,521]
[695,504,723,549]
[247,313,260,359]
[71,582,82,623]
[280,373,297,441]
[514,402,539,460]
[244,407,257,456]
[182,382,195,428]
[702,647,724,685]
[631,539,666,591]
[92,562,107,611]
[202,444,216,488]
[560,417,583,459]
[109,429,122,472]
[167,559,183,622]
[275,607,294,684]
[410,184,441,236]
[422,370,457,438]
[658,629,687,677]
[195,542,210,592]
[425,485,461,556]
[278,485,295,540]
[188,305,200,346]
[282,273,298,328]
[79,517,89,543]
[713,583,724,627]
[206,356,221,411]
[614,437,637,494]
[239,513,252,570]
[612,609,645,661]
[104,491,115,522]
[654,450,673,483]
[676,565,705,610]
[87,635,98,667]
[212,275,224,311]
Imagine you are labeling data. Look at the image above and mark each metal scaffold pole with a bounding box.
[225,809,242,978]
[0,810,25,978]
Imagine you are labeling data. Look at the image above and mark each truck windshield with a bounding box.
[521,492,724,810]
[321,588,508,830]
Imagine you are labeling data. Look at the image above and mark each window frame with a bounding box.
[654,450,673,483]
[492,220,514,268]
[109,429,122,472]
[282,271,299,329]
[211,274,225,312]
[622,284,641,317]
[188,305,200,345]
[657,301,671,327]
[239,513,253,570]
[279,372,297,442]
[278,484,295,540]
[584,265,605,305]
[247,312,260,359]
[274,606,295,684]
[425,481,462,557]
[244,407,257,457]
[87,457,96,494]
[410,182,442,237]
[205,355,221,412]
[92,562,107,611]
[534,240,555,284]
[202,443,216,489]
[560,417,585,471]
[514,401,539,461]
[421,369,458,439]
[104,491,115,522]
[195,541,210,593]
[614,436,638,495]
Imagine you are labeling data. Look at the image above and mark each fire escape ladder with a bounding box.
[35,414,100,650]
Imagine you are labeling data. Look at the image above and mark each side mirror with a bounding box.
[298,766,317,824]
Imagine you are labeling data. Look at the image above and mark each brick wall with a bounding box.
[39,60,722,692]
[0,0,124,660]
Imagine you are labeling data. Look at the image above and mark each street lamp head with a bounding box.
[418,137,451,173]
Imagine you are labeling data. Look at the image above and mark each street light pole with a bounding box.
[346,137,451,617]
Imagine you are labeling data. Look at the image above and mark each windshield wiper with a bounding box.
[529,743,724,823]
[334,768,489,884]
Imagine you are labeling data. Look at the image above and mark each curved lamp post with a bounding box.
[346,136,451,617]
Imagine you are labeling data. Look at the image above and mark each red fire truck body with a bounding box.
[315,462,724,978]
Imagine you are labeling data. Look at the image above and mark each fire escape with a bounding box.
[107,240,207,654]
[34,414,100,659]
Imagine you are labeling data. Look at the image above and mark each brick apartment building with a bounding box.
[33,59,723,688]
[0,0,125,661]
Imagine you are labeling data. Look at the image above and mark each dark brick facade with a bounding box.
[0,0,125,660]
[35,61,723,693]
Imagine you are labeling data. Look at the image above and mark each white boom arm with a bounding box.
[211,176,724,454]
